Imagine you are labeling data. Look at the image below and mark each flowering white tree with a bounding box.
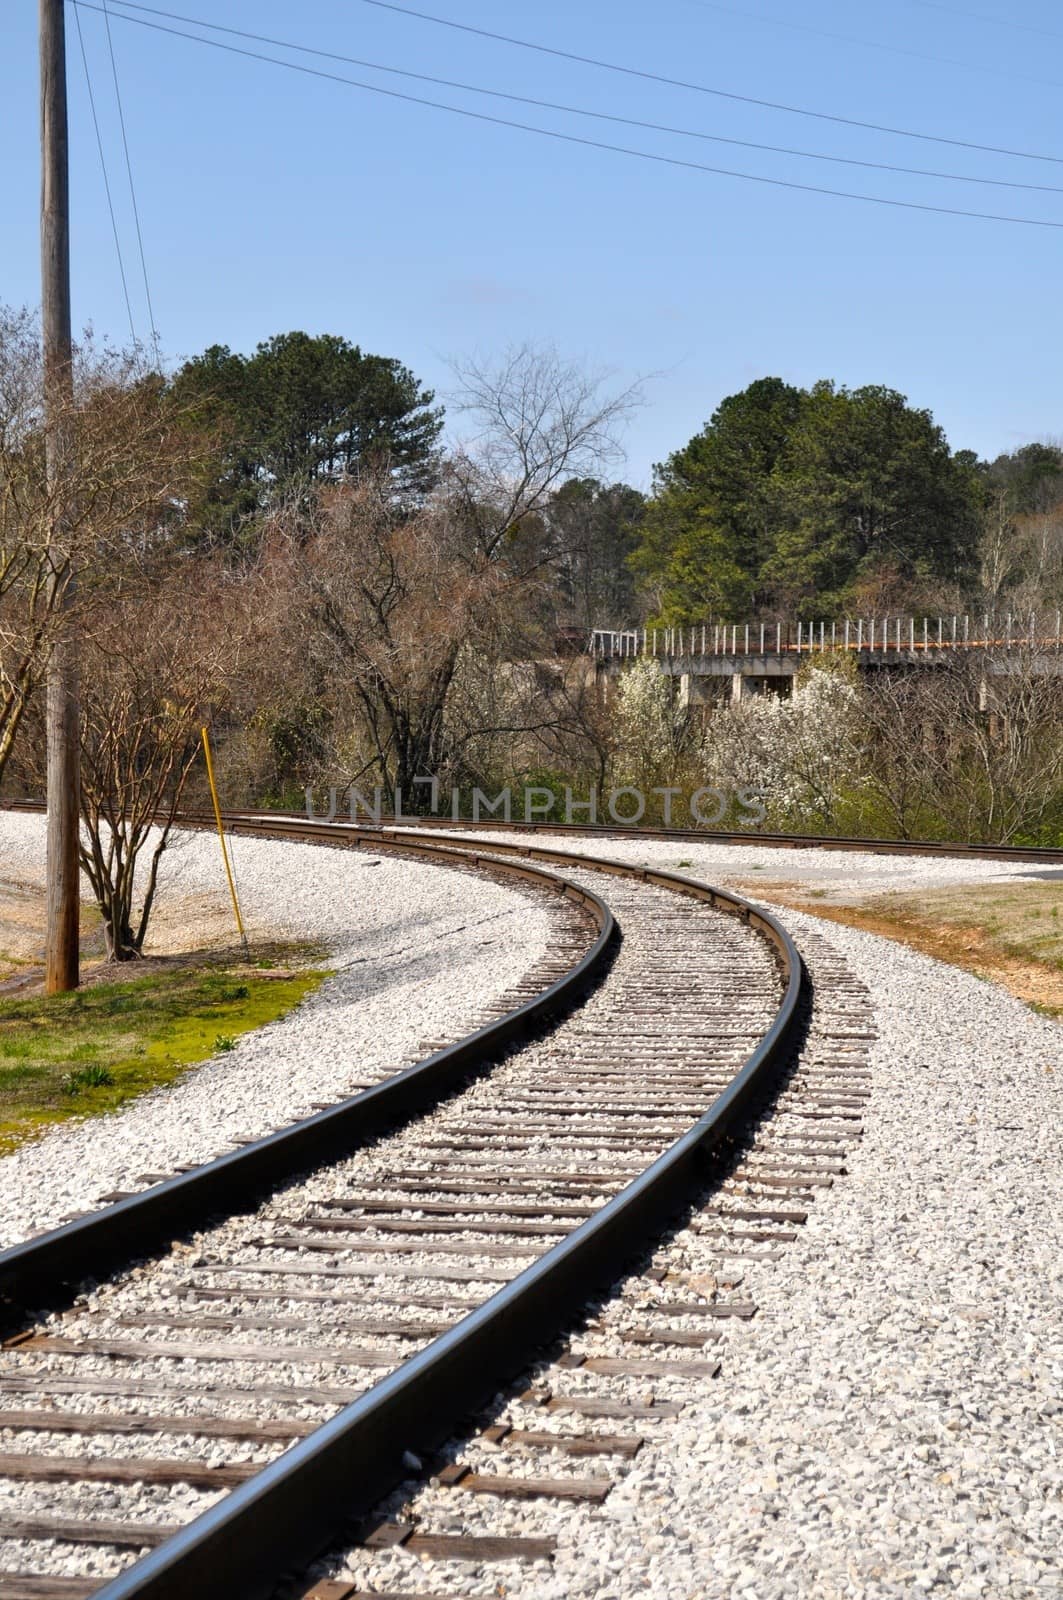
[700,661,863,827]
[612,658,693,790]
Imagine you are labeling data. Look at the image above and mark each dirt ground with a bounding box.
[736,877,1063,1017]
[0,874,255,996]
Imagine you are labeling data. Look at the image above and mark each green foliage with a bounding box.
[766,382,983,611]
[984,442,1063,516]
[632,377,984,621]
[248,701,333,793]
[978,441,1063,612]
[544,478,646,626]
[792,644,861,692]
[1006,795,1063,848]
[171,331,443,542]
[169,342,263,540]
[633,377,803,621]
[62,1064,115,1096]
[507,767,570,816]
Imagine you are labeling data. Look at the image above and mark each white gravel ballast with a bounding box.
[2,814,1058,1598]
[389,830,1058,1600]
[548,906,1062,1600]
[0,813,551,1246]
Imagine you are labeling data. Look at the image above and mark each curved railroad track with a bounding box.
[0,833,612,1311]
[0,818,804,1600]
[296,812,1063,864]
[294,920,875,1600]
[7,794,1062,864]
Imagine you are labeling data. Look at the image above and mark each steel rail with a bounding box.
[0,830,615,1327]
[362,816,1063,864]
[87,824,804,1600]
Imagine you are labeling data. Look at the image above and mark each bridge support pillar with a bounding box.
[679,673,716,708]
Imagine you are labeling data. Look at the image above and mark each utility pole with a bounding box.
[41,0,80,994]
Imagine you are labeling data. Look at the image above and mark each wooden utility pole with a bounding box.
[41,0,80,994]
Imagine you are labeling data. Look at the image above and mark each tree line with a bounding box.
[633,378,1063,624]
[2,311,1061,960]
[0,315,641,954]
[141,340,1063,634]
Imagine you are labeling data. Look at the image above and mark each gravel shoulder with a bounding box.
[431,829,1061,1599]
[2,819,1058,1595]
[543,906,1060,1600]
[0,814,551,1245]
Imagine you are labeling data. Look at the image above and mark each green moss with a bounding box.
[0,953,330,1154]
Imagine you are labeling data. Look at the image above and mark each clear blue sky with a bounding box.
[3,0,1062,485]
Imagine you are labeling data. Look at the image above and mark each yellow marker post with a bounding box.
[201,726,249,956]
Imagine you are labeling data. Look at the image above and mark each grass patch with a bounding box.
[750,880,1063,1019]
[62,1064,115,1096]
[0,948,331,1153]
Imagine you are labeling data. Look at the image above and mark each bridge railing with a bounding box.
[590,612,1063,659]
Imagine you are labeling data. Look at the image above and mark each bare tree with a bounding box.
[863,654,1063,843]
[0,308,211,789]
[264,348,641,799]
[0,306,68,779]
[446,344,641,562]
[75,557,242,958]
[944,652,1063,842]
[979,487,1023,611]
[264,480,492,796]
[442,648,616,795]
[14,547,246,958]
[1010,503,1063,615]
[861,671,953,839]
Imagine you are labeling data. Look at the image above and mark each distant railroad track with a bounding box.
[6,797,1061,862]
[0,815,804,1600]
[233,806,1063,865]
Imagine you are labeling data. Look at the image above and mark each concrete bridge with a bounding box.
[590,614,1063,703]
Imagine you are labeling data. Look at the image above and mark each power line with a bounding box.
[355,0,1063,168]
[97,0,160,364]
[79,2,1063,196]
[902,0,1063,43]
[72,0,137,341]
[684,0,1063,94]
[77,2,1063,227]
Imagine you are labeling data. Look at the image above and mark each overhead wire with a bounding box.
[77,1,1063,228]
[70,1,1063,196]
[901,0,1063,43]
[72,0,138,343]
[682,0,1063,94]
[98,0,161,365]
[354,0,1063,168]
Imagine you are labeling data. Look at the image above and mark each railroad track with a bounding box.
[0,818,802,1600]
[300,809,1063,865]
[293,922,875,1600]
[0,834,610,1312]
[7,797,1062,864]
